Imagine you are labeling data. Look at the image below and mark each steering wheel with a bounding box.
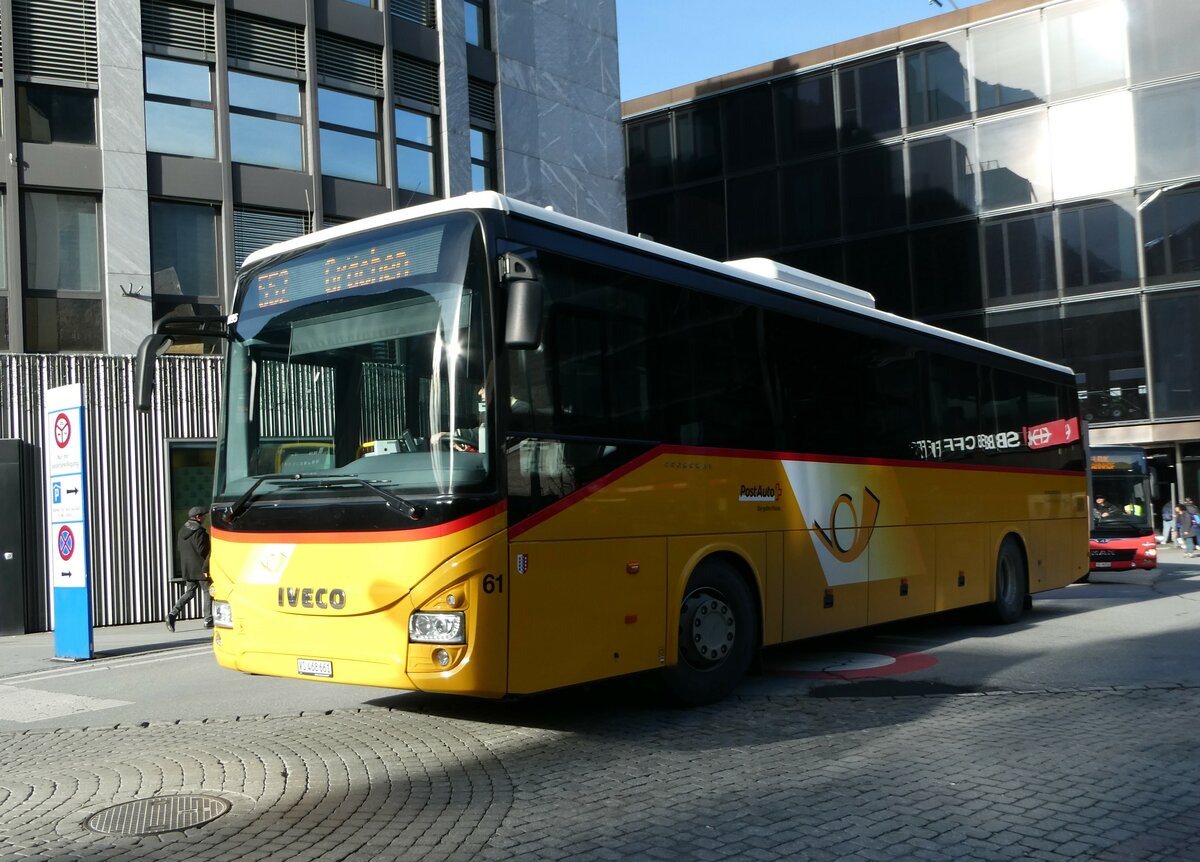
[432,434,477,452]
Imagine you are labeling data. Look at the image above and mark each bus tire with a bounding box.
[661,558,759,706]
[988,538,1028,625]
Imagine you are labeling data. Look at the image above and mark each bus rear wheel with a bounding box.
[988,538,1028,624]
[662,559,759,706]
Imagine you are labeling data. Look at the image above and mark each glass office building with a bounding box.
[623,0,1200,504]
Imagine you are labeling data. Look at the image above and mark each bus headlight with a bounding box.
[212,601,234,629]
[409,611,466,644]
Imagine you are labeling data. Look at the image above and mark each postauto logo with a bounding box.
[739,482,783,503]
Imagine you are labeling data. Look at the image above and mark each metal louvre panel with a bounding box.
[389,0,435,28]
[317,32,382,92]
[14,0,98,84]
[260,362,335,439]
[233,209,309,271]
[141,0,216,55]
[393,53,438,107]
[468,77,495,125]
[226,10,304,75]
[0,354,222,631]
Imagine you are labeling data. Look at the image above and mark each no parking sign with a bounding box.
[43,383,92,660]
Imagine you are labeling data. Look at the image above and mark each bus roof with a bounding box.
[240,191,1074,378]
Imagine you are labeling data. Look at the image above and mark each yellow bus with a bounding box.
[138,192,1089,704]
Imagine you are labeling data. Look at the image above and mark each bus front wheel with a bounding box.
[662,559,759,706]
[988,538,1028,625]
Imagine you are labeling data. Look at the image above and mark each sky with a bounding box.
[616,0,990,102]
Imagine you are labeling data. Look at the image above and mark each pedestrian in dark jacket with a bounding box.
[1176,503,1197,558]
[167,506,211,631]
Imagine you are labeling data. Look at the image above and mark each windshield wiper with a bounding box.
[223,473,295,524]
[223,473,425,523]
[286,477,425,521]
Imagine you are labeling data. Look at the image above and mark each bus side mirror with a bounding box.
[501,252,543,349]
[505,278,543,349]
[134,333,174,412]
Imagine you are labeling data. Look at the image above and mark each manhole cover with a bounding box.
[85,794,231,835]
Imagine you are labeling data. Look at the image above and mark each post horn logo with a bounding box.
[813,487,881,563]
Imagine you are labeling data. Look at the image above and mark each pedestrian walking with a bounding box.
[1176,503,1197,557]
[1162,501,1175,545]
[167,505,212,631]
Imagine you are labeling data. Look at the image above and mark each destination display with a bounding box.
[253,225,445,312]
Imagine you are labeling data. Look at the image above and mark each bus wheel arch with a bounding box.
[988,534,1029,625]
[662,553,762,706]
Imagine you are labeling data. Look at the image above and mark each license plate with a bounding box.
[297,658,333,678]
[1095,562,1112,568]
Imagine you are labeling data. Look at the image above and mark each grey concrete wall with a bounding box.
[495,0,625,231]
[97,0,153,355]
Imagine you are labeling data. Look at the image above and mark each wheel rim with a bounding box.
[678,589,736,670]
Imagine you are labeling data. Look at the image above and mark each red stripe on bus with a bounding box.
[507,443,1083,537]
[508,447,667,539]
[212,501,507,544]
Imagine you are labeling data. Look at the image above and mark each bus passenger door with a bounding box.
[507,538,667,694]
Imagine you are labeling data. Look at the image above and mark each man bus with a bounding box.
[137,192,1089,704]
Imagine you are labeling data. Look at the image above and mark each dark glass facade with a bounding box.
[623,0,1200,434]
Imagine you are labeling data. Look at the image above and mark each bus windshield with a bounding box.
[215,212,494,521]
[1090,449,1154,538]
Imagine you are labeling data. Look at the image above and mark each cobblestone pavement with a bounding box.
[3,683,1200,861]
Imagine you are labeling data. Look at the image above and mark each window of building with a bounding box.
[17,85,96,144]
[723,85,775,171]
[395,107,437,195]
[976,111,1051,211]
[318,88,380,184]
[908,129,976,223]
[391,0,436,27]
[21,191,102,352]
[229,71,303,171]
[779,157,840,244]
[1046,0,1128,98]
[1128,0,1200,86]
[983,210,1056,303]
[316,33,384,185]
[986,305,1064,366]
[1050,92,1133,201]
[464,0,488,48]
[843,233,912,316]
[1063,296,1146,423]
[1135,80,1200,187]
[470,128,495,191]
[393,53,441,198]
[911,220,981,316]
[1059,198,1136,294]
[626,117,673,192]
[226,12,305,171]
[144,56,215,158]
[673,182,725,259]
[839,57,901,146]
[13,0,98,144]
[674,101,722,183]
[971,13,1047,112]
[904,36,969,128]
[1142,183,1200,284]
[1148,287,1200,419]
[468,78,496,192]
[149,199,219,320]
[727,171,778,258]
[233,208,308,270]
[841,145,905,234]
[775,74,836,160]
